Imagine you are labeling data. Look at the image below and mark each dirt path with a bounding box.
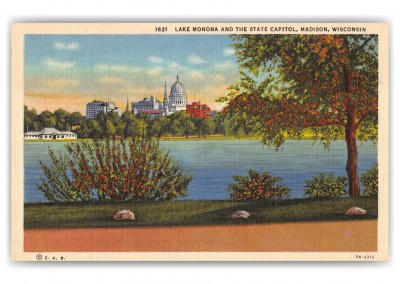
[24,220,377,252]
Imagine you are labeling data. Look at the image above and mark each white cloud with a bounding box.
[95,64,141,73]
[148,56,163,64]
[187,54,206,65]
[169,61,182,69]
[223,47,235,56]
[190,70,204,81]
[53,42,80,51]
[44,58,75,69]
[146,67,162,77]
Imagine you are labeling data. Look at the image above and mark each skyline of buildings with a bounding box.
[85,75,212,119]
[24,35,239,114]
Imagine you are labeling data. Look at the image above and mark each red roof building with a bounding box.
[186,101,212,118]
[141,109,164,119]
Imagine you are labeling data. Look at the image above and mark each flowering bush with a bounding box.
[38,138,192,202]
[228,170,290,200]
[361,164,378,197]
[304,173,347,198]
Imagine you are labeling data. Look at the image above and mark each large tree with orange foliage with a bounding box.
[220,35,378,196]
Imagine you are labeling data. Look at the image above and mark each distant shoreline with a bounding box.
[23,134,323,142]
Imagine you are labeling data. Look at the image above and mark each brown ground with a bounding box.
[24,220,377,252]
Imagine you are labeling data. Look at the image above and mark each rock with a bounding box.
[345,207,367,215]
[113,209,136,220]
[231,210,250,219]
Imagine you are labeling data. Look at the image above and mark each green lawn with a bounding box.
[24,197,378,229]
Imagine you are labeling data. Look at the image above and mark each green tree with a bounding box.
[68,112,84,126]
[158,116,171,138]
[107,111,124,137]
[87,119,103,138]
[182,117,196,138]
[136,113,150,138]
[122,112,139,138]
[54,108,70,130]
[212,111,226,135]
[148,117,163,139]
[24,106,40,131]
[221,34,378,196]
[195,117,215,137]
[105,120,116,138]
[38,110,56,128]
[168,112,187,137]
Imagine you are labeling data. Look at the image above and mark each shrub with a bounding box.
[228,170,290,200]
[304,173,347,198]
[361,164,378,197]
[38,138,192,202]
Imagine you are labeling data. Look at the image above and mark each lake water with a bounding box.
[24,140,377,202]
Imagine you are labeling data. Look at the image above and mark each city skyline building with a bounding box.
[86,100,123,119]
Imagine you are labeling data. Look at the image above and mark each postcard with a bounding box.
[11,23,389,261]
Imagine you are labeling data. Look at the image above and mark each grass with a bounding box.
[24,197,378,229]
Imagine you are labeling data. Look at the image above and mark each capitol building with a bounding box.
[131,75,187,116]
[85,75,211,120]
[164,75,187,114]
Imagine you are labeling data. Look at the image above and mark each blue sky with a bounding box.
[24,34,239,114]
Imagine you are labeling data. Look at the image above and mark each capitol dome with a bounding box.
[170,75,186,95]
[169,75,187,111]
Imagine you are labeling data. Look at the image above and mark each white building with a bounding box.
[131,75,188,116]
[24,128,77,140]
[86,100,123,119]
[167,75,187,113]
[131,96,162,115]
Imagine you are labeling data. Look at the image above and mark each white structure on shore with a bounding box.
[24,128,77,140]
[131,75,187,116]
[86,100,123,119]
[166,75,187,114]
[131,96,163,115]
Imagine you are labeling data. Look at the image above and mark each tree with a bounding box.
[148,117,163,139]
[136,113,150,138]
[168,112,187,137]
[97,113,120,138]
[212,111,226,135]
[24,106,40,131]
[54,108,70,130]
[221,35,378,196]
[105,120,116,138]
[122,112,139,138]
[194,117,215,137]
[157,116,171,138]
[68,112,84,127]
[107,111,124,137]
[38,110,56,128]
[182,117,196,138]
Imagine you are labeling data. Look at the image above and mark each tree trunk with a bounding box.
[343,66,360,196]
[345,104,360,196]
